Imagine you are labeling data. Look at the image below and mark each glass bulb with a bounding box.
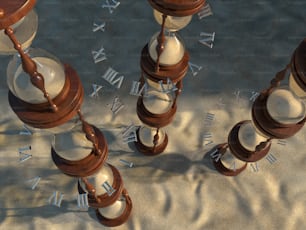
[267,86,306,124]
[52,125,93,161]
[0,10,38,55]
[7,48,66,104]
[238,121,267,152]
[148,31,185,66]
[143,90,173,114]
[219,148,246,169]
[79,164,114,195]
[153,9,192,31]
[138,126,166,147]
[97,196,127,218]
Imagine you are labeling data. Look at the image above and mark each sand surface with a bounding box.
[0,1,306,229]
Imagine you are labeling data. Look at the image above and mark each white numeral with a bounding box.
[210,149,222,162]
[102,0,120,14]
[266,153,277,164]
[101,67,124,89]
[89,84,103,98]
[92,46,107,63]
[19,125,32,135]
[119,159,134,168]
[199,32,215,48]
[250,162,259,172]
[159,78,178,93]
[277,140,286,146]
[26,176,41,190]
[77,193,89,209]
[110,96,124,115]
[19,146,32,163]
[102,181,116,196]
[188,62,203,76]
[122,124,137,143]
[93,22,105,32]
[129,81,148,96]
[198,3,213,20]
[204,112,215,126]
[249,91,259,102]
[48,191,64,207]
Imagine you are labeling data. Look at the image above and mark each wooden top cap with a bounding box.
[148,0,206,16]
[0,0,36,29]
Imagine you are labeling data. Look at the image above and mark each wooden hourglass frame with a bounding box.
[1,0,83,129]
[0,0,132,227]
[134,0,205,156]
[213,50,306,176]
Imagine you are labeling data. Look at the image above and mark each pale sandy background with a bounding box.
[0,1,306,229]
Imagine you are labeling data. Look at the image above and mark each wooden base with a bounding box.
[228,121,271,162]
[147,0,206,16]
[78,164,124,208]
[95,188,133,227]
[51,126,108,177]
[134,127,168,156]
[8,64,84,129]
[140,44,189,84]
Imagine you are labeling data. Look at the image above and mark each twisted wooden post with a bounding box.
[4,27,58,112]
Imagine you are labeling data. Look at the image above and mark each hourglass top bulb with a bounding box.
[0,0,37,54]
[153,9,192,31]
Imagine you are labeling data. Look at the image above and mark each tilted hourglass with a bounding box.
[0,0,132,226]
[135,0,205,155]
[212,59,306,176]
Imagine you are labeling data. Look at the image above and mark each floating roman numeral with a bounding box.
[230,161,236,171]
[266,153,277,164]
[277,140,286,146]
[159,78,178,93]
[26,176,41,190]
[19,145,32,163]
[249,91,259,102]
[77,193,89,209]
[19,125,32,135]
[101,0,120,14]
[188,62,203,76]
[93,22,105,32]
[204,112,215,127]
[122,124,138,143]
[217,98,226,108]
[233,89,241,104]
[101,67,124,89]
[89,84,103,98]
[48,191,64,208]
[102,181,116,196]
[199,31,215,48]
[210,148,222,162]
[110,96,124,115]
[198,3,213,20]
[119,159,134,168]
[129,81,148,96]
[250,162,259,172]
[202,132,214,146]
[92,46,107,64]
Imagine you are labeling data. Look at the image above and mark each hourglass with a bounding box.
[1,0,83,129]
[213,63,306,176]
[77,164,132,227]
[135,0,205,155]
[1,1,132,226]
